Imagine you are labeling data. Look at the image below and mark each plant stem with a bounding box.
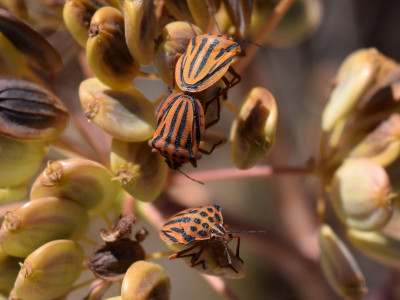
[171,165,316,184]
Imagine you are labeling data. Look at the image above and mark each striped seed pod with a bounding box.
[175,33,241,93]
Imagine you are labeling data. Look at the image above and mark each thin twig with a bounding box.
[171,165,316,184]
[201,275,242,300]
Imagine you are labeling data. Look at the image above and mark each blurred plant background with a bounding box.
[3,0,400,299]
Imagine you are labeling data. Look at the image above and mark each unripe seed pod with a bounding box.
[319,225,367,300]
[0,134,47,187]
[347,229,400,269]
[348,114,400,166]
[87,6,139,90]
[63,0,107,47]
[79,78,156,142]
[0,77,69,141]
[153,21,202,86]
[0,32,26,77]
[121,261,171,300]
[223,0,252,39]
[30,159,123,215]
[230,87,278,170]
[0,248,21,293]
[322,48,397,132]
[89,238,146,282]
[0,197,89,257]
[168,241,245,279]
[329,158,394,231]
[0,8,62,73]
[0,184,27,205]
[163,0,194,23]
[110,139,167,202]
[14,240,84,300]
[124,0,157,66]
[187,0,210,32]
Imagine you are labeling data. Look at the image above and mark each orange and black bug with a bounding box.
[175,33,241,93]
[150,92,221,171]
[159,204,251,273]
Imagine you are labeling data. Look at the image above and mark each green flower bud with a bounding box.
[0,77,69,141]
[329,159,395,231]
[121,261,171,300]
[14,240,84,300]
[30,159,123,215]
[110,139,167,202]
[230,87,278,169]
[0,135,47,187]
[79,78,156,142]
[319,225,367,300]
[0,197,89,257]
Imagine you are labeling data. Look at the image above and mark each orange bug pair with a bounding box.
[160,205,263,273]
[150,33,241,171]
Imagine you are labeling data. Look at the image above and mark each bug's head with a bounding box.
[210,223,231,242]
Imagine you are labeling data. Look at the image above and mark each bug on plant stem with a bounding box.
[174,33,241,94]
[159,205,263,273]
[149,92,221,172]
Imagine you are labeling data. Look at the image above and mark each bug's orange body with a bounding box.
[175,34,240,93]
[150,93,205,170]
[159,205,228,244]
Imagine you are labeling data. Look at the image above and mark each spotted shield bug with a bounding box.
[159,204,249,273]
[150,93,221,171]
[175,34,241,93]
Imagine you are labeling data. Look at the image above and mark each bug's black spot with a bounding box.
[188,210,199,214]
[172,153,177,157]
[207,207,213,213]
[199,211,208,217]
[163,150,168,155]
[214,213,221,222]
[217,34,222,37]
[202,223,209,229]
[194,218,201,224]
[197,230,207,237]
[170,227,184,233]
[181,217,191,223]
[183,233,195,243]
[190,226,197,232]
[180,155,185,159]
[213,204,222,212]
[162,230,178,242]
[208,217,214,223]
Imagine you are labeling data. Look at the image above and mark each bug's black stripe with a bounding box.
[161,230,179,242]
[214,43,239,60]
[194,39,220,79]
[189,36,196,55]
[199,211,208,217]
[213,204,222,211]
[214,213,221,222]
[151,123,166,147]
[215,224,227,235]
[158,96,179,126]
[183,233,195,243]
[170,227,184,233]
[175,101,189,151]
[188,37,208,78]
[207,207,214,212]
[163,217,191,226]
[186,132,195,162]
[165,100,184,144]
[180,54,237,91]
[210,228,225,237]
[191,96,202,146]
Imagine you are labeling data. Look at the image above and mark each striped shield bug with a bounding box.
[174,33,241,93]
[149,92,221,171]
[159,204,264,273]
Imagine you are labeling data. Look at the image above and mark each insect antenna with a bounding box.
[205,0,222,34]
[228,230,266,235]
[178,169,205,185]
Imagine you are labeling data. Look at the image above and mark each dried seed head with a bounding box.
[0,197,89,258]
[0,8,62,73]
[348,114,400,166]
[169,241,246,279]
[89,239,146,282]
[30,159,123,216]
[0,247,21,293]
[110,139,168,202]
[63,0,107,47]
[329,158,395,231]
[0,134,47,187]
[79,78,156,142]
[230,87,278,169]
[0,184,27,205]
[153,21,202,86]
[124,0,157,65]
[14,240,84,300]
[347,228,400,269]
[86,6,139,90]
[100,214,136,243]
[0,77,69,141]
[319,225,367,300]
[322,48,397,132]
[0,32,26,77]
[121,261,171,300]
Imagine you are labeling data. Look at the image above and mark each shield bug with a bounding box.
[149,93,221,171]
[175,33,241,93]
[159,205,263,273]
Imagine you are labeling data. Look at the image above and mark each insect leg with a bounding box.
[227,66,241,89]
[204,94,220,129]
[168,243,199,260]
[229,233,243,263]
[198,140,222,155]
